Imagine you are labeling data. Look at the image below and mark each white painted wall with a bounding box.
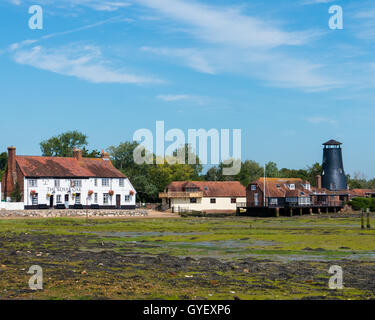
[0,202,24,210]
[23,177,136,207]
[169,197,246,212]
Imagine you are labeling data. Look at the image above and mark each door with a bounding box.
[254,193,259,206]
[116,194,121,208]
[64,194,69,209]
[50,195,54,208]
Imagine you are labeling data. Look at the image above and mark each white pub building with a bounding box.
[1,147,136,210]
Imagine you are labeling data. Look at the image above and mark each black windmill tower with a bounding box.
[321,139,347,191]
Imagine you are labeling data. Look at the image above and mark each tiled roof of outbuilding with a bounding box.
[166,181,246,197]
[16,156,126,178]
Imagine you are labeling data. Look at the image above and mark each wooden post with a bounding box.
[317,208,321,215]
[309,208,313,215]
[361,210,365,229]
[299,208,303,216]
[367,209,371,229]
[289,208,293,217]
[276,208,279,217]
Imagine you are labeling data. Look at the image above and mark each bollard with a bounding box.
[275,208,279,217]
[299,208,303,216]
[290,208,293,217]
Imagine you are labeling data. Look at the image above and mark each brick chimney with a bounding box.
[316,175,322,189]
[73,148,82,161]
[4,146,17,199]
[101,149,110,160]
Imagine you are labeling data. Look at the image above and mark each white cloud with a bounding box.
[141,47,216,74]
[9,0,22,5]
[306,117,337,124]
[7,0,130,11]
[136,0,313,49]
[138,0,339,91]
[301,0,335,5]
[157,94,191,101]
[12,45,162,84]
[157,94,208,105]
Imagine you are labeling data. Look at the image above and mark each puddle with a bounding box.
[87,231,210,238]
[164,240,274,248]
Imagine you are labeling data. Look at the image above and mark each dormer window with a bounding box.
[251,185,257,191]
[276,184,281,189]
[289,184,295,190]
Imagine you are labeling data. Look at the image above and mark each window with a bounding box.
[56,195,62,203]
[55,180,60,188]
[231,198,236,204]
[103,193,109,204]
[94,193,98,203]
[270,198,278,205]
[125,195,130,202]
[94,179,98,187]
[210,198,216,204]
[204,187,208,191]
[190,198,197,203]
[254,193,259,205]
[72,180,82,187]
[119,179,124,187]
[102,178,110,187]
[289,184,295,190]
[32,194,38,205]
[29,179,37,187]
[276,184,281,189]
[251,185,257,191]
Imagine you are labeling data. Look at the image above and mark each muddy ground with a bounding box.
[0,216,374,300]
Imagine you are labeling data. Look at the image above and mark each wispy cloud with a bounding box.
[7,0,131,11]
[306,117,337,124]
[301,0,335,5]
[157,94,208,105]
[12,45,162,84]
[138,0,339,91]
[141,47,216,74]
[136,0,312,49]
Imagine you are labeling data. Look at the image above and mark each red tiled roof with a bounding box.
[16,156,126,178]
[250,178,313,198]
[166,181,246,197]
[348,189,375,197]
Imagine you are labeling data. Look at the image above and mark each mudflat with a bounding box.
[0,215,374,300]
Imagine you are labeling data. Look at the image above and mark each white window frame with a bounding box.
[55,179,60,188]
[125,195,130,202]
[94,193,98,204]
[119,178,124,187]
[251,185,257,191]
[102,178,110,187]
[56,195,62,203]
[29,179,38,187]
[103,193,109,204]
[71,180,82,188]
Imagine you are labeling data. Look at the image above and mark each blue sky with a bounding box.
[0,0,375,178]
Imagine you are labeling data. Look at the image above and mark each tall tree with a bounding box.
[40,131,94,157]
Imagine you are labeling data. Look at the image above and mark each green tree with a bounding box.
[10,182,22,202]
[40,131,90,157]
[234,160,264,186]
[0,152,7,180]
[265,161,279,178]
